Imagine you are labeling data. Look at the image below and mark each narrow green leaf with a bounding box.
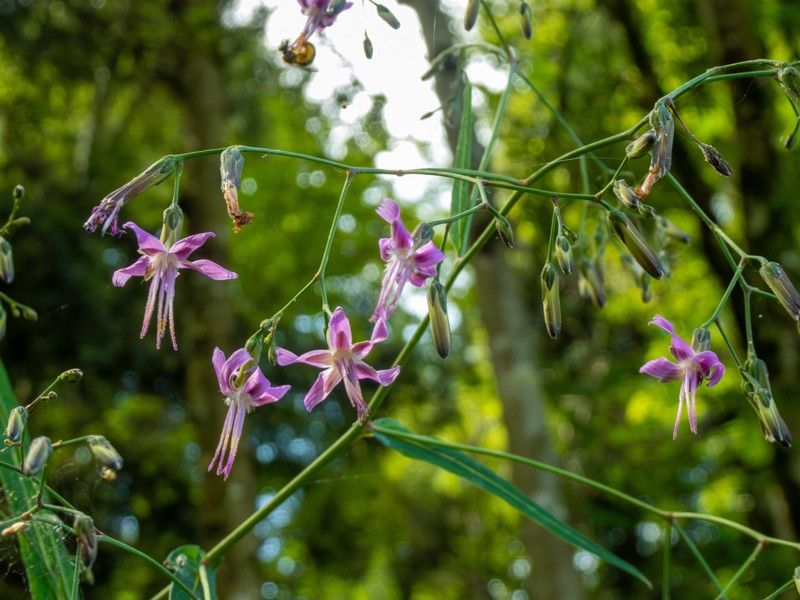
[450,72,473,255]
[0,360,74,599]
[372,418,651,588]
[166,544,217,600]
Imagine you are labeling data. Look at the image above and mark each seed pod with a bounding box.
[699,143,732,177]
[519,1,533,39]
[427,280,451,359]
[606,210,664,279]
[612,180,640,210]
[759,261,800,322]
[23,436,52,476]
[541,262,561,339]
[625,130,657,159]
[4,406,27,444]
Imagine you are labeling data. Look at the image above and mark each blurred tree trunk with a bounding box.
[399,2,585,597]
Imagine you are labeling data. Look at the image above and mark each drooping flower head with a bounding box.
[639,315,725,439]
[276,306,400,424]
[113,222,238,350]
[208,348,290,480]
[372,198,445,323]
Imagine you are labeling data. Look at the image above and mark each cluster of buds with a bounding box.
[740,354,792,447]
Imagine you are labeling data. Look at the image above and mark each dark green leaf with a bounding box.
[166,544,217,600]
[450,73,473,255]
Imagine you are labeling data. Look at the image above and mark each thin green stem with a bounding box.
[672,522,723,592]
[662,519,673,600]
[701,261,746,328]
[317,173,354,315]
[714,541,766,600]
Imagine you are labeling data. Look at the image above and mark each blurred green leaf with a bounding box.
[165,544,216,600]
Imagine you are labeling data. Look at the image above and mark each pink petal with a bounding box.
[413,242,445,269]
[649,315,675,335]
[112,256,150,286]
[212,347,228,392]
[376,198,400,223]
[182,259,238,280]
[170,231,215,260]
[122,222,165,255]
[280,348,332,369]
[327,307,352,351]
[639,357,682,382]
[304,369,340,411]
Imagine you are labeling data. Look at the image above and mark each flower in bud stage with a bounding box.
[363,33,373,59]
[626,130,657,159]
[741,357,792,447]
[777,66,800,103]
[0,237,13,284]
[519,1,533,39]
[640,315,725,439]
[541,262,561,339]
[612,180,640,210]
[561,225,578,243]
[113,222,238,350]
[637,203,657,219]
[75,515,98,571]
[376,4,400,29]
[690,326,711,353]
[59,369,83,384]
[759,261,800,322]
[87,435,124,475]
[495,215,515,248]
[606,210,664,279]
[555,234,574,274]
[639,104,675,197]
[464,0,480,30]
[656,216,692,245]
[698,143,732,177]
[13,185,24,201]
[578,258,606,309]
[23,436,52,475]
[84,156,178,236]
[5,406,27,445]
[427,279,451,359]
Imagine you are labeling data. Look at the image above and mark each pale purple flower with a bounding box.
[112,222,238,350]
[639,315,725,439]
[276,306,400,424]
[372,198,445,323]
[298,0,352,35]
[208,348,290,480]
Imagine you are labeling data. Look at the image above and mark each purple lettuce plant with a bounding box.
[208,348,290,480]
[113,222,238,350]
[639,315,725,439]
[372,198,445,323]
[276,306,400,424]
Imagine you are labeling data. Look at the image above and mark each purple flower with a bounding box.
[298,0,352,33]
[371,198,445,323]
[639,315,725,439]
[208,348,290,480]
[113,222,238,350]
[276,306,400,424]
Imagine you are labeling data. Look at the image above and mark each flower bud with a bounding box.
[19,305,37,322]
[0,237,13,284]
[413,223,435,245]
[777,66,800,103]
[625,130,657,159]
[541,262,561,339]
[5,406,27,445]
[160,205,184,248]
[691,326,711,353]
[23,436,52,476]
[554,234,574,274]
[494,215,515,248]
[698,143,732,177]
[578,258,606,309]
[606,210,664,279]
[464,0,480,30]
[363,33,373,59]
[13,185,24,201]
[741,359,792,447]
[612,180,640,210]
[519,1,533,39]
[760,261,800,322]
[656,216,691,244]
[75,515,98,570]
[637,203,657,219]
[427,279,451,359]
[376,4,400,29]
[561,224,578,243]
[87,435,124,475]
[59,369,83,384]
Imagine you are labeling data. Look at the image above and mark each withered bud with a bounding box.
[759,261,800,322]
[699,143,732,177]
[541,262,561,339]
[777,66,800,103]
[554,234,574,274]
[23,436,52,476]
[376,4,401,29]
[612,180,640,210]
[363,33,373,59]
[59,369,83,384]
[578,258,606,309]
[691,326,711,353]
[427,280,451,359]
[519,1,533,39]
[87,435,124,474]
[220,147,253,233]
[75,515,98,570]
[637,203,657,219]
[464,0,480,30]
[5,406,27,444]
[656,216,691,244]
[2,521,27,536]
[494,215,515,248]
[639,104,675,197]
[625,130,657,159]
[13,185,25,201]
[606,210,664,279]
[0,237,13,284]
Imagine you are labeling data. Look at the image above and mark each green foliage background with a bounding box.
[1,0,800,598]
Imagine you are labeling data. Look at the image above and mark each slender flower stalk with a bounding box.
[276,306,400,424]
[640,315,725,439]
[113,222,238,350]
[209,348,290,480]
[372,198,445,323]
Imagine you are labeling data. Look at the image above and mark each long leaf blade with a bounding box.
[372,418,651,588]
[450,72,473,255]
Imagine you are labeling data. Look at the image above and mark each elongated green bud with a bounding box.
[0,237,13,284]
[741,358,792,447]
[5,406,27,445]
[777,66,800,103]
[541,262,561,339]
[59,369,83,384]
[637,203,656,219]
[656,216,691,244]
[612,180,640,210]
[578,258,605,309]
[625,130,657,159]
[427,280,451,359]
[87,435,124,479]
[519,1,533,39]
[760,261,800,322]
[494,215,515,248]
[691,326,711,353]
[376,4,401,29]
[75,515,98,571]
[160,205,184,248]
[23,436,52,475]
[554,234,574,274]
[363,32,373,59]
[464,0,480,30]
[606,210,664,279]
